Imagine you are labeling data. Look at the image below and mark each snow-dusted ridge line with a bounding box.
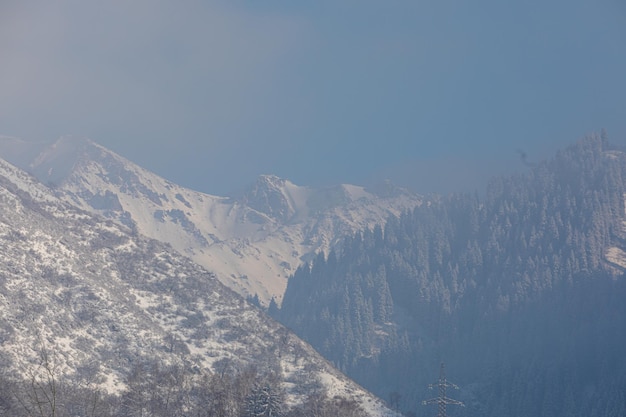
[0,135,423,306]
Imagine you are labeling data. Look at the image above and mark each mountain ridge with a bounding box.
[0,135,422,305]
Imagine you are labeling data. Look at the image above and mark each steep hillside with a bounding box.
[0,136,422,305]
[0,157,398,416]
[277,134,626,416]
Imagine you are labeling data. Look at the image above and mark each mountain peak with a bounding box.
[28,136,103,186]
[257,174,288,187]
[365,179,407,198]
[241,174,299,222]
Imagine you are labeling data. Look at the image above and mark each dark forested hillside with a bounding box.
[277,134,626,416]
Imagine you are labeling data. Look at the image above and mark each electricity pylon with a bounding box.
[422,362,464,417]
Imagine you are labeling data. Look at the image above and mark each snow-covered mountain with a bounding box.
[0,135,422,305]
[0,154,399,416]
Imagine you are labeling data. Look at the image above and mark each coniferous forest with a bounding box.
[276,134,626,416]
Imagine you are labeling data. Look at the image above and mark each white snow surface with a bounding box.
[0,154,400,416]
[5,136,423,305]
[605,192,626,272]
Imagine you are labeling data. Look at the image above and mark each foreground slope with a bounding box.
[0,157,398,416]
[0,135,422,305]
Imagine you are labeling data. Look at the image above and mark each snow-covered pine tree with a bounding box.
[244,384,283,417]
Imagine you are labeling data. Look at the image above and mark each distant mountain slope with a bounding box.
[277,134,626,416]
[0,156,398,416]
[0,135,422,305]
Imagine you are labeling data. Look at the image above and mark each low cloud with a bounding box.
[0,1,306,147]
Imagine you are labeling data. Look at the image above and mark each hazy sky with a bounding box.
[1,1,625,196]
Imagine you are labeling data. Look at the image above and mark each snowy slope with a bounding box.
[1,136,422,305]
[0,156,399,416]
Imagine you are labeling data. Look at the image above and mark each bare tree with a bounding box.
[12,340,60,417]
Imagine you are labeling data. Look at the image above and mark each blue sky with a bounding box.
[1,0,625,195]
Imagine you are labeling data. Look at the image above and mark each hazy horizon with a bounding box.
[1,1,625,196]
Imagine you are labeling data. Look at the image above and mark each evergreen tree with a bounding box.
[244,384,283,417]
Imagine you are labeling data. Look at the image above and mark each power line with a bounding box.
[422,362,464,417]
